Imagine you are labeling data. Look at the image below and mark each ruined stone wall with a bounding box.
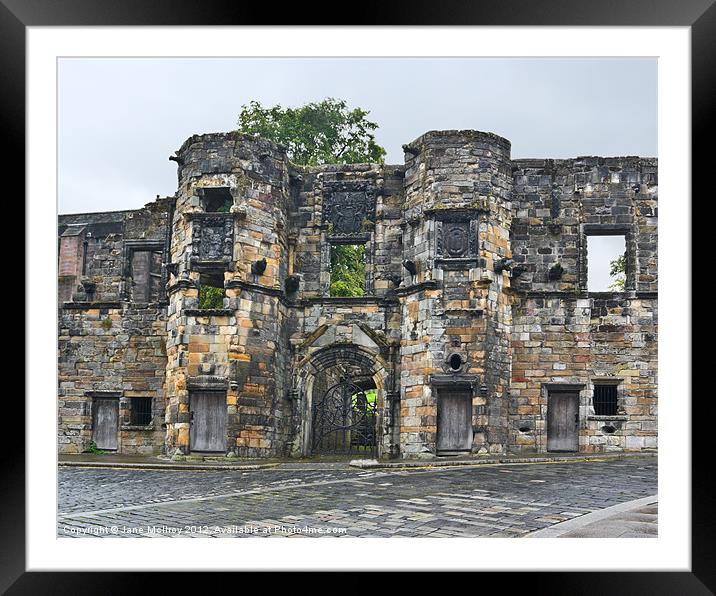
[58,129,657,460]
[58,202,171,454]
[508,157,658,453]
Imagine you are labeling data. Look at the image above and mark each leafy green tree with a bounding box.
[329,244,365,297]
[608,253,626,291]
[236,98,386,166]
[198,285,224,309]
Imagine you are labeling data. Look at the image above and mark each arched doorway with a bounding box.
[311,379,378,456]
[294,343,392,458]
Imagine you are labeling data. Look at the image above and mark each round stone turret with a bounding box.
[162,132,292,457]
[168,132,290,284]
[402,129,512,216]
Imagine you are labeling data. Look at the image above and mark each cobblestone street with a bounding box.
[57,457,657,538]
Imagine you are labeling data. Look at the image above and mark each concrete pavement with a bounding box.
[526,495,658,538]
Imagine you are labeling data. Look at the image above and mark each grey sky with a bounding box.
[58,57,655,289]
[59,57,656,214]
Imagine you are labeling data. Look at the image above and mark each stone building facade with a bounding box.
[58,129,657,458]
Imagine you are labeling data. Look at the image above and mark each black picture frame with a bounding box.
[7,0,707,590]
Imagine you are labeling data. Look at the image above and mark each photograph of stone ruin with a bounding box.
[57,129,657,460]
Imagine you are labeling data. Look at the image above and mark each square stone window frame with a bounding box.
[578,224,636,293]
[322,233,374,298]
[587,377,627,420]
[118,396,158,430]
[121,239,167,304]
[197,186,234,213]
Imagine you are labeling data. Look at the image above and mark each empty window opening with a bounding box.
[587,235,626,292]
[130,249,162,302]
[329,244,366,297]
[131,397,153,425]
[202,187,233,213]
[593,384,618,416]
[198,271,225,309]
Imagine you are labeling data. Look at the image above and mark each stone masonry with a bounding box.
[58,130,657,458]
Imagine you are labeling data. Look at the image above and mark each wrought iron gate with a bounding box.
[311,381,377,456]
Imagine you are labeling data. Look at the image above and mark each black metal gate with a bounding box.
[311,381,377,456]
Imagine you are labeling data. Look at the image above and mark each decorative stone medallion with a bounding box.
[434,210,480,262]
[444,222,470,257]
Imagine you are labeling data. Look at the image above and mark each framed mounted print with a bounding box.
[7,0,709,590]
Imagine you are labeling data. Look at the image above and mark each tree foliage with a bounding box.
[198,285,225,309]
[329,244,365,297]
[608,253,626,291]
[236,98,386,166]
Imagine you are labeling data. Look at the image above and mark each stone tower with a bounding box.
[398,131,514,455]
[163,133,293,456]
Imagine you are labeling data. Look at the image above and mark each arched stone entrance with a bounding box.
[292,343,394,458]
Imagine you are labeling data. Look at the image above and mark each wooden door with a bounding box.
[436,389,473,454]
[189,391,227,452]
[92,398,118,450]
[547,391,579,452]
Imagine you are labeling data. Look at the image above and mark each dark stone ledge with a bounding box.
[394,280,440,297]
[187,375,227,390]
[62,301,123,310]
[299,295,398,307]
[519,291,657,300]
[183,309,234,317]
[430,374,481,387]
[225,279,284,297]
[183,211,241,221]
[167,279,197,295]
[587,415,629,421]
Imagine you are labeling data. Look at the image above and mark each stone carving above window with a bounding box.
[189,213,234,268]
[322,182,376,235]
[435,212,479,263]
[443,222,470,257]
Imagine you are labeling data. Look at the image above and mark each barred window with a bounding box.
[131,397,153,425]
[593,384,618,416]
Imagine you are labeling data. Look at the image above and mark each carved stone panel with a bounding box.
[190,214,234,266]
[436,217,478,259]
[444,222,470,257]
[322,182,376,235]
[200,224,225,260]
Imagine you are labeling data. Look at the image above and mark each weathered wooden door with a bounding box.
[189,391,227,452]
[92,398,118,450]
[547,391,579,452]
[436,389,473,454]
